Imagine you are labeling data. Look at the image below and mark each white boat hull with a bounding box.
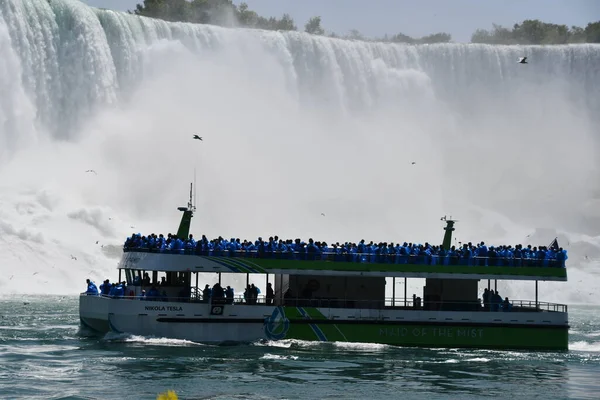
[79,295,569,348]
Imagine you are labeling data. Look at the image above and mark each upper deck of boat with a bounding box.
[119,248,568,281]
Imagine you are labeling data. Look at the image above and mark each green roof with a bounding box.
[236,258,567,281]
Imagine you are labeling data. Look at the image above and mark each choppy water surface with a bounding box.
[0,296,599,399]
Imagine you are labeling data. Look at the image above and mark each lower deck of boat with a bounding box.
[79,295,569,350]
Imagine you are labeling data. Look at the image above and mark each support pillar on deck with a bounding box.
[392,277,395,307]
[404,277,407,307]
[535,280,538,309]
[218,272,221,285]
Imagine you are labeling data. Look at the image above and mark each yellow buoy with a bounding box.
[156,390,178,400]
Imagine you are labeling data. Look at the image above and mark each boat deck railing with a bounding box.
[122,248,566,268]
[85,293,567,313]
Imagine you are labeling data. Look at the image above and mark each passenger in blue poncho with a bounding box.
[85,279,98,295]
[99,279,112,295]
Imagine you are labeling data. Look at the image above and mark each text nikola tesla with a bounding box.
[379,327,484,338]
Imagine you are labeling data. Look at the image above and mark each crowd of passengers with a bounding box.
[84,277,276,305]
[85,279,513,312]
[123,233,568,267]
[483,288,512,312]
[85,278,132,297]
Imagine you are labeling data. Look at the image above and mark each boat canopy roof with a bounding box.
[118,250,567,282]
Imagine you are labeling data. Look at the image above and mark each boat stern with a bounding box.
[79,294,110,333]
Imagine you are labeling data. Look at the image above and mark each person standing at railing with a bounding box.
[482,288,490,311]
[225,286,234,304]
[256,237,266,258]
[251,284,260,304]
[555,247,568,268]
[461,244,473,266]
[99,279,112,295]
[368,242,378,263]
[266,283,274,305]
[492,290,502,311]
[490,246,500,266]
[202,284,211,303]
[307,238,320,260]
[85,279,99,295]
[477,242,488,266]
[502,297,512,311]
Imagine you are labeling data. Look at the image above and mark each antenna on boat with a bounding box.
[193,167,197,211]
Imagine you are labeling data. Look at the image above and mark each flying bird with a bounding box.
[96,241,99,244]
[518,57,528,64]
[193,135,203,141]
[86,170,97,174]
[411,162,416,165]
[71,255,77,261]
[321,213,326,216]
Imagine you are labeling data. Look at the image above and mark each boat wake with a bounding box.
[102,332,206,347]
[569,341,600,353]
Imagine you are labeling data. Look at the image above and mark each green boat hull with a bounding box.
[265,307,568,350]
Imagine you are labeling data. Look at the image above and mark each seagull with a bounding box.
[71,255,77,261]
[193,135,203,141]
[518,57,528,64]
[32,272,38,276]
[86,170,97,174]
[321,213,326,216]
[411,162,416,165]
[96,241,99,244]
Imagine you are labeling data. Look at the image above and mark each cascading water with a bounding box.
[1,0,599,302]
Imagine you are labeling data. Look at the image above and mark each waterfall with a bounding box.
[0,0,599,301]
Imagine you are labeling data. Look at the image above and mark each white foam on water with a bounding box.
[260,353,299,360]
[103,332,205,347]
[569,341,600,352]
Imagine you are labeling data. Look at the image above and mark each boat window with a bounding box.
[124,269,133,285]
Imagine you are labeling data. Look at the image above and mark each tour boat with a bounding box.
[79,185,568,350]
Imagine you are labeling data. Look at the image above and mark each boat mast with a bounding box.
[441,216,456,251]
[176,182,196,238]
